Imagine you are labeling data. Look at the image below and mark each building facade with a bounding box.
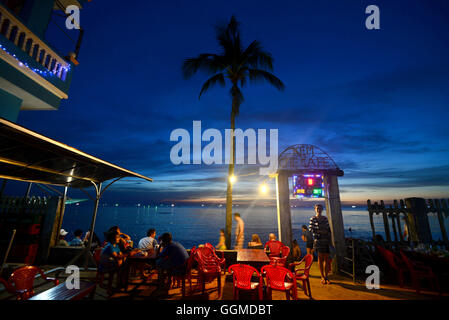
[0,0,87,122]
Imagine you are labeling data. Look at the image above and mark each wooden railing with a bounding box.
[0,4,70,81]
[367,198,449,248]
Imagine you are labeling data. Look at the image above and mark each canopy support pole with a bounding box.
[67,182,102,270]
[82,182,102,269]
[67,178,124,270]
[25,182,32,197]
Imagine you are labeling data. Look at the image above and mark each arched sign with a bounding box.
[275,144,345,273]
[278,144,343,175]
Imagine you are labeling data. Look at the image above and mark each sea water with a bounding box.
[61,204,449,254]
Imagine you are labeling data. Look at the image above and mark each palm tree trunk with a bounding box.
[225,109,236,249]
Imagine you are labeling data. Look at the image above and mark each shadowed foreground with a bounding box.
[1,263,446,300]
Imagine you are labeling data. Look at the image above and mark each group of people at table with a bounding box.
[60,203,334,292]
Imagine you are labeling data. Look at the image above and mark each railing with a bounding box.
[0,4,70,81]
[367,198,449,249]
[341,238,356,283]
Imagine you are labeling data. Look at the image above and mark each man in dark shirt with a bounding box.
[156,232,189,287]
[301,225,314,255]
[309,204,332,284]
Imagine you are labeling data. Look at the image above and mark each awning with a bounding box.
[0,117,153,188]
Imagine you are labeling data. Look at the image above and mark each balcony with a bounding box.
[0,5,71,82]
[0,3,75,111]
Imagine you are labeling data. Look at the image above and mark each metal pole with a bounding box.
[352,239,355,284]
[55,187,68,243]
[87,182,101,251]
[83,182,102,269]
[25,182,32,198]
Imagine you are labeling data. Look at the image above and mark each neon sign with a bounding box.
[292,174,325,198]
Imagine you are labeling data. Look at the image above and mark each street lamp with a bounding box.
[260,183,268,194]
[229,175,237,184]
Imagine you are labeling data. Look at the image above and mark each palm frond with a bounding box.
[248,69,285,91]
[199,73,226,99]
[182,54,224,79]
[216,15,243,61]
[242,40,274,71]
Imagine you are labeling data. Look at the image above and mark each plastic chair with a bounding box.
[270,246,290,267]
[171,246,199,297]
[376,245,407,287]
[261,264,297,300]
[0,266,59,300]
[228,264,263,300]
[195,246,222,296]
[204,243,226,273]
[289,254,313,299]
[264,240,284,258]
[399,250,440,294]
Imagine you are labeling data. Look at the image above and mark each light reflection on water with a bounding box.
[62,205,449,254]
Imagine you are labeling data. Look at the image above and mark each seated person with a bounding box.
[156,233,189,287]
[216,229,227,250]
[83,231,101,250]
[108,226,133,253]
[99,231,125,273]
[138,228,158,253]
[248,234,263,249]
[58,229,69,246]
[264,233,283,256]
[69,229,84,247]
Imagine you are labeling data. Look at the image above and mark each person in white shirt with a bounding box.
[138,228,158,251]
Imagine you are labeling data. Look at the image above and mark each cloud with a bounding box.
[342,165,449,189]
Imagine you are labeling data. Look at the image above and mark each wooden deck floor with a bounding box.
[1,263,446,300]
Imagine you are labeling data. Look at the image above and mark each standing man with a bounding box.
[234,213,245,249]
[309,204,331,285]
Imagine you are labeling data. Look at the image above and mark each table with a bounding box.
[237,249,270,270]
[29,280,96,300]
[123,253,157,291]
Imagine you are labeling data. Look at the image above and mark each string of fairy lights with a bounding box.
[0,43,70,79]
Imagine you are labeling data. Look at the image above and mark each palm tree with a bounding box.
[182,16,285,249]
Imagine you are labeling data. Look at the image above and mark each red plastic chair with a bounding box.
[261,264,297,300]
[195,246,222,295]
[171,246,199,297]
[399,250,440,294]
[289,254,314,299]
[228,264,263,300]
[376,245,407,287]
[204,243,226,274]
[264,240,284,258]
[270,246,290,267]
[0,266,59,300]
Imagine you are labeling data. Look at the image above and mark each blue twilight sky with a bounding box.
[12,0,449,204]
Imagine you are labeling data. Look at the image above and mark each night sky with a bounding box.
[12,0,449,204]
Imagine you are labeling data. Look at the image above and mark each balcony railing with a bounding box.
[0,4,70,81]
